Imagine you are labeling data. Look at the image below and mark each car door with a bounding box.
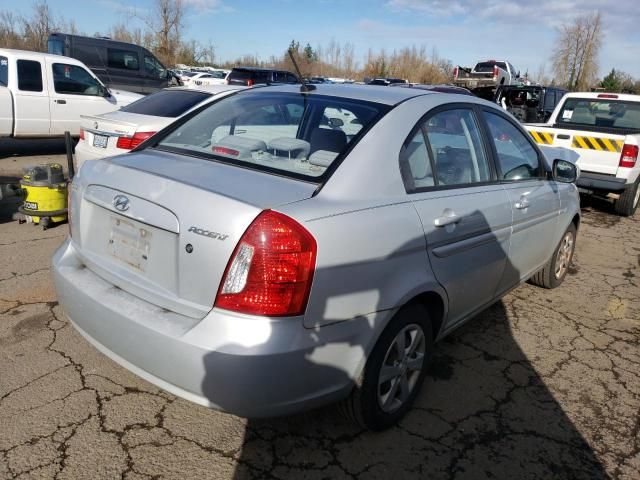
[0,55,13,136]
[46,59,117,135]
[481,109,561,292]
[106,47,142,92]
[13,58,51,136]
[143,55,167,93]
[402,106,513,328]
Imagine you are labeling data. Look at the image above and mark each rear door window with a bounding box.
[52,63,101,95]
[108,49,139,70]
[424,109,491,186]
[484,112,541,181]
[120,90,212,117]
[0,56,7,86]
[17,60,43,92]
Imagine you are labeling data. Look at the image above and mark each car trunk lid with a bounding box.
[74,149,317,318]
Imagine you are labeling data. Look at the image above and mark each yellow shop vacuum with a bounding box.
[16,163,68,230]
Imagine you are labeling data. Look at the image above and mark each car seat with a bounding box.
[310,128,348,154]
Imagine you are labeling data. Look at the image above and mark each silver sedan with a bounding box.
[53,84,580,430]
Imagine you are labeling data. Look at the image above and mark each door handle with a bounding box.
[515,198,530,209]
[54,99,66,104]
[434,211,461,227]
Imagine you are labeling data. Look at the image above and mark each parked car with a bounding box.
[48,33,173,95]
[495,85,567,123]
[75,85,244,167]
[226,67,299,86]
[525,92,640,216]
[367,78,408,86]
[391,83,475,95]
[0,48,142,138]
[187,71,227,87]
[53,84,580,430]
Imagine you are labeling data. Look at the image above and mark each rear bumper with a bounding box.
[75,142,123,170]
[576,171,627,193]
[52,238,375,418]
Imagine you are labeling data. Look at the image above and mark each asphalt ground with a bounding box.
[0,140,639,479]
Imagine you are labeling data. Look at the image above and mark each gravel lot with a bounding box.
[1,141,639,479]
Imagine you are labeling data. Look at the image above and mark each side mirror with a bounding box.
[553,159,578,183]
[328,118,344,128]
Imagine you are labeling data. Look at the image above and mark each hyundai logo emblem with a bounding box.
[113,195,130,212]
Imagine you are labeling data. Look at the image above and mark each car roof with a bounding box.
[244,83,433,106]
[0,48,86,65]
[163,85,246,95]
[563,92,640,102]
[232,66,292,73]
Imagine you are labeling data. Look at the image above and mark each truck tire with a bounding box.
[614,178,640,217]
[529,223,577,289]
[340,303,433,431]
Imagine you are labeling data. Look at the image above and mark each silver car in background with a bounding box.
[75,85,244,168]
[53,84,580,430]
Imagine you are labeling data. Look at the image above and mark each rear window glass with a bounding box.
[475,62,505,72]
[17,60,43,92]
[157,92,388,180]
[0,56,7,86]
[121,90,212,118]
[556,98,640,130]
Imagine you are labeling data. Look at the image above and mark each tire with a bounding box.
[340,303,434,431]
[614,178,640,217]
[529,223,577,289]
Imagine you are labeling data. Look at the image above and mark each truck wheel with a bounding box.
[529,223,577,289]
[340,303,433,431]
[614,178,640,217]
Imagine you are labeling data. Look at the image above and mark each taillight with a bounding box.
[215,210,317,317]
[453,66,459,80]
[79,129,85,141]
[619,144,638,168]
[493,65,499,80]
[116,132,156,150]
[247,79,254,87]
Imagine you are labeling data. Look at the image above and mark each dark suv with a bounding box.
[226,67,299,86]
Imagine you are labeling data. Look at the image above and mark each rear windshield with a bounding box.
[156,91,388,180]
[121,90,212,118]
[556,98,640,130]
[475,62,506,72]
[229,69,269,83]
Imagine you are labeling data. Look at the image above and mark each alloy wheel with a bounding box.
[554,231,574,279]
[377,324,426,413]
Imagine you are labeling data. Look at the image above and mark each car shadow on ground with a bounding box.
[224,301,608,479]
[197,208,607,479]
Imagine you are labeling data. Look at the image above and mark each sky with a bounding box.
[2,0,640,78]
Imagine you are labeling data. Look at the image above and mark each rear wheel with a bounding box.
[340,303,433,431]
[614,178,640,217]
[529,223,576,289]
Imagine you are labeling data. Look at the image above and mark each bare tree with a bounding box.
[0,11,22,49]
[139,0,185,66]
[22,1,55,52]
[552,12,603,91]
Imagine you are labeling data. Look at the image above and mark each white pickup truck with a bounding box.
[0,49,142,138]
[525,92,640,216]
[453,60,520,90]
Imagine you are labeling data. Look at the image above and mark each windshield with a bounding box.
[556,98,640,130]
[0,56,7,86]
[156,91,388,180]
[475,62,506,72]
[121,90,212,118]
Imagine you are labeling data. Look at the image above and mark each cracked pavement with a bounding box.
[1,148,639,478]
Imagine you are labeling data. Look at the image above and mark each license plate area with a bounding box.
[109,216,151,272]
[93,134,109,148]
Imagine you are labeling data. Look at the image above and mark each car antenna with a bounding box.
[288,48,315,92]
